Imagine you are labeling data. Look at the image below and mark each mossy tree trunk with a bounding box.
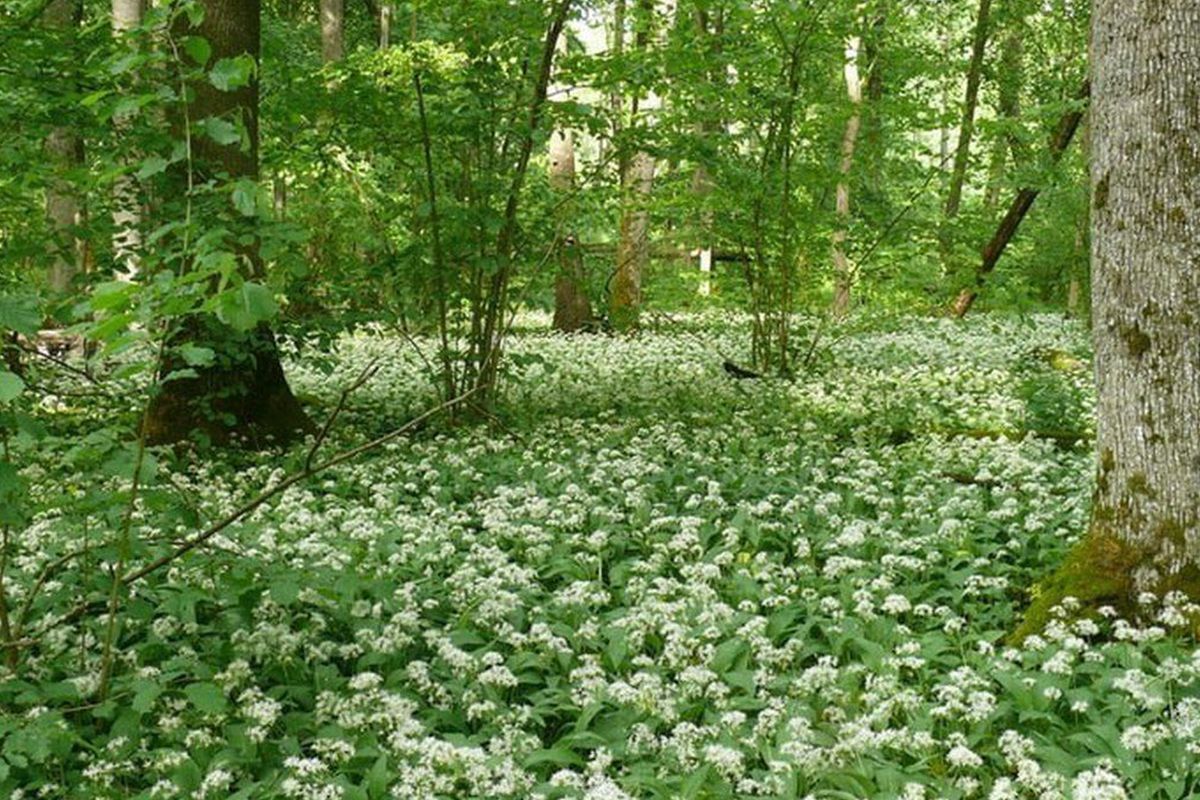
[144,0,311,447]
[1016,0,1200,638]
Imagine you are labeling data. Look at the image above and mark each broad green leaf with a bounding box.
[183,35,211,67]
[210,55,255,92]
[178,344,215,367]
[136,155,170,180]
[231,179,258,217]
[0,295,40,335]
[199,117,240,146]
[183,682,226,714]
[0,371,24,404]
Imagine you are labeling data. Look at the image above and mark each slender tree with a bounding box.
[939,0,991,267]
[1016,0,1200,636]
[831,34,863,317]
[320,0,345,63]
[609,0,655,332]
[112,0,147,279]
[550,30,592,332]
[42,0,84,294]
[143,0,311,445]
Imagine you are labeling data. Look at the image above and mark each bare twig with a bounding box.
[305,357,381,472]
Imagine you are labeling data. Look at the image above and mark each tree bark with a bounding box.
[831,35,863,317]
[320,0,345,63]
[112,0,146,279]
[42,0,84,294]
[549,31,592,332]
[609,0,655,332]
[939,0,992,267]
[950,80,1088,317]
[983,25,1025,208]
[144,0,311,447]
[1015,0,1200,638]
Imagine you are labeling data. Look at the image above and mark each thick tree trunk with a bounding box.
[145,0,310,447]
[42,0,84,294]
[320,0,345,63]
[950,80,1088,317]
[112,0,146,279]
[831,35,863,317]
[939,0,992,268]
[1015,0,1200,638]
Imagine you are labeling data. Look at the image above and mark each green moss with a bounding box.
[1119,322,1152,358]
[1127,472,1154,498]
[1010,528,1138,645]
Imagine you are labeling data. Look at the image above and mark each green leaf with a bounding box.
[184,682,227,714]
[183,35,212,67]
[215,282,277,331]
[136,155,170,180]
[178,344,215,367]
[231,179,258,217]
[270,578,300,606]
[199,117,241,146]
[0,372,24,405]
[0,462,28,526]
[210,55,255,92]
[0,295,40,335]
[131,680,164,713]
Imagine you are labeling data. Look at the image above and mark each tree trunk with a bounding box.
[861,4,887,203]
[320,0,345,63]
[144,0,310,447]
[939,0,992,267]
[549,27,592,333]
[831,35,863,317]
[1014,0,1200,638]
[983,26,1024,209]
[42,0,84,294]
[379,2,392,48]
[609,0,655,332]
[112,0,146,279]
[611,150,654,330]
[950,80,1088,317]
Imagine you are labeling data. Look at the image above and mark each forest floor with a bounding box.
[8,314,1200,799]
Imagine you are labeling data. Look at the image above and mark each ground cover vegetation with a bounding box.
[2,0,1199,797]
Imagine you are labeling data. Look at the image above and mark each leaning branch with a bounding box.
[951,80,1090,318]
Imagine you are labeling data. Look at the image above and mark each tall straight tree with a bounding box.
[1017,0,1200,634]
[549,31,592,332]
[609,0,656,332]
[42,0,84,293]
[112,0,146,278]
[143,0,311,445]
[320,0,345,63]
[940,0,991,267]
[831,34,863,317]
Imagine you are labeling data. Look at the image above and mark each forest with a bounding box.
[1,0,1198,797]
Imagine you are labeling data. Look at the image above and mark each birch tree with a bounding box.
[112,0,146,279]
